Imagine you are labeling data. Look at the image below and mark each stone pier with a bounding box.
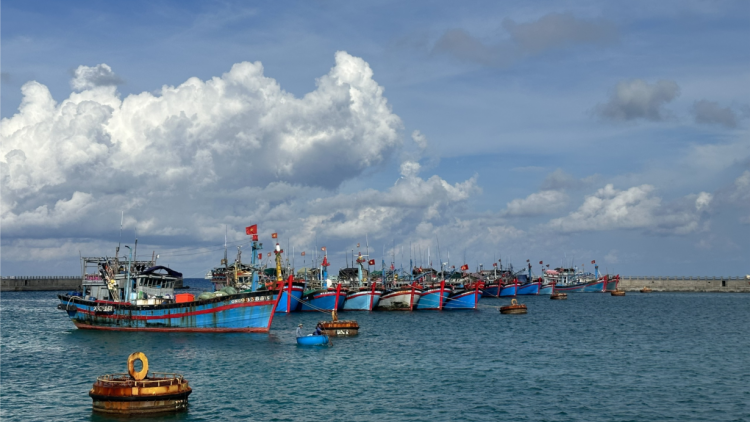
[1,276,81,292]
[618,275,750,292]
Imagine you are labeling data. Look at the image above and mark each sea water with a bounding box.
[2,279,749,421]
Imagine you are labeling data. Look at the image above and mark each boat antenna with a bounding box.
[118,211,123,250]
[436,236,442,280]
[224,225,228,271]
[366,233,370,273]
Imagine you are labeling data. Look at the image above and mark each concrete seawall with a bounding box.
[2,276,81,292]
[618,276,750,292]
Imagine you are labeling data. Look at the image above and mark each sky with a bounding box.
[1,0,749,278]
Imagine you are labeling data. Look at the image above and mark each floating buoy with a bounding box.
[610,290,626,296]
[640,287,653,293]
[319,320,359,337]
[89,352,191,415]
[550,292,567,300]
[500,298,527,314]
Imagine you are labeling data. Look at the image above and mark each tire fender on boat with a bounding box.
[127,352,149,381]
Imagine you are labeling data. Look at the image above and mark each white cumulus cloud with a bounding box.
[547,184,709,235]
[504,190,568,217]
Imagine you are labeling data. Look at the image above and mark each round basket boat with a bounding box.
[296,335,330,346]
[90,352,191,415]
[610,290,626,296]
[640,287,653,293]
[550,292,567,300]
[500,299,527,314]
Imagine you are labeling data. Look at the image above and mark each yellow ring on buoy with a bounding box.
[127,352,149,381]
[511,298,518,305]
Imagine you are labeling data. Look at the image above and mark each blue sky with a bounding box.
[2,1,749,277]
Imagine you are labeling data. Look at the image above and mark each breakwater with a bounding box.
[619,275,750,292]
[1,276,81,292]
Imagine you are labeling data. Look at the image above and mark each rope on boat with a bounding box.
[289,294,335,314]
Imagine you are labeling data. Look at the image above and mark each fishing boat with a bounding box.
[299,253,347,311]
[342,253,383,311]
[548,262,619,293]
[516,275,541,295]
[416,280,451,310]
[539,280,555,295]
[57,244,281,333]
[296,335,330,346]
[499,279,519,297]
[376,284,421,311]
[443,282,482,310]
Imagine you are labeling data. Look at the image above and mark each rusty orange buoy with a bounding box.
[640,287,653,293]
[550,292,567,300]
[500,298,527,314]
[89,352,192,415]
[610,290,626,296]
[319,320,359,336]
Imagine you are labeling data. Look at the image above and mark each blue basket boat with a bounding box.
[296,335,330,346]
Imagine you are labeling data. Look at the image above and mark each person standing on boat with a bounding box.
[296,323,304,338]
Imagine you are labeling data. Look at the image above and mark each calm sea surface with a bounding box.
[2,279,749,421]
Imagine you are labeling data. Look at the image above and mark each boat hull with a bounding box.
[376,288,421,311]
[443,289,480,310]
[342,290,382,311]
[59,291,279,333]
[299,290,346,312]
[553,279,605,293]
[481,284,501,297]
[499,285,517,297]
[416,286,450,310]
[517,282,540,295]
[538,283,555,295]
[276,284,304,313]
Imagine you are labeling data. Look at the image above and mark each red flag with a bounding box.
[461,264,469,271]
[390,263,395,271]
[493,263,497,267]
[539,261,543,265]
[591,260,596,264]
[301,251,306,256]
[321,246,326,251]
[322,256,329,267]
[271,233,278,239]
[252,234,258,241]
[368,259,375,266]
[258,253,262,260]
[245,225,257,235]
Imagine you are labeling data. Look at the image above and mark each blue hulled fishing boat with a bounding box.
[300,285,346,311]
[57,244,281,333]
[539,280,555,295]
[443,283,481,310]
[499,280,518,297]
[547,262,619,293]
[299,253,347,311]
[416,280,451,310]
[342,253,383,311]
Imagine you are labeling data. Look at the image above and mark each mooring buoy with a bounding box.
[89,352,192,415]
